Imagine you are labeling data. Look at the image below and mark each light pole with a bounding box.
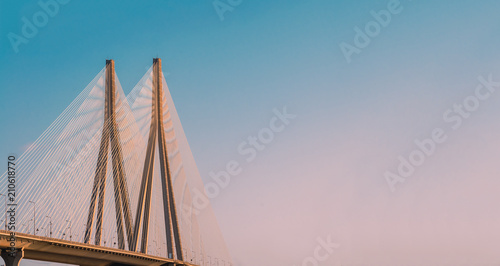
[162,242,166,258]
[28,200,36,235]
[66,219,72,241]
[23,219,32,234]
[113,230,118,248]
[0,193,6,230]
[152,240,158,255]
[46,216,52,237]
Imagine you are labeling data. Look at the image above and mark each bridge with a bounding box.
[0,59,232,266]
[0,230,197,266]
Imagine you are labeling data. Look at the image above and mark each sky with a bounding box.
[2,0,500,265]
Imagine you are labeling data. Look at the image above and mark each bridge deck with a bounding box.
[0,230,198,266]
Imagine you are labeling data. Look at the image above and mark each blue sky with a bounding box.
[3,0,500,265]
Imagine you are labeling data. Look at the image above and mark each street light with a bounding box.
[163,242,166,258]
[0,193,6,230]
[153,240,157,255]
[28,200,36,235]
[23,219,32,234]
[66,219,72,241]
[45,216,52,237]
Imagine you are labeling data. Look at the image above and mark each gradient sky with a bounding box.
[2,0,500,265]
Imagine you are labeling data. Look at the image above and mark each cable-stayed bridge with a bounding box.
[0,59,232,266]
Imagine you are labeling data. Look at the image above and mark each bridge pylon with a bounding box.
[130,58,184,260]
[1,249,24,266]
[84,60,134,250]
